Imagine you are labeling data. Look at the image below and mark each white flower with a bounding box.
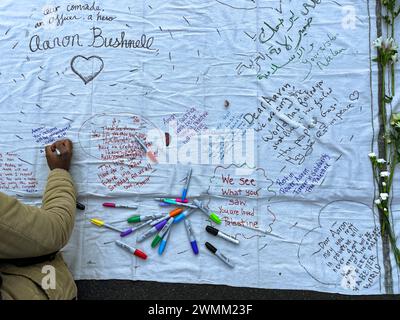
[373,37,383,48]
[382,37,397,50]
[382,182,387,187]
[377,158,386,164]
[384,208,388,212]
[380,193,389,201]
[375,199,382,205]
[388,38,398,51]
[392,53,398,64]
[368,152,377,159]
[380,171,389,177]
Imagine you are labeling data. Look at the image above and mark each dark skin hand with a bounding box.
[45,139,73,171]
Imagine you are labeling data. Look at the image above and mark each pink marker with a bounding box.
[169,198,188,203]
[103,202,138,210]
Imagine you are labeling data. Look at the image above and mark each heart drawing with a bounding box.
[70,55,104,85]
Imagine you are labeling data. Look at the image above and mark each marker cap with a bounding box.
[120,229,133,237]
[133,249,147,260]
[158,240,167,255]
[206,225,218,236]
[209,213,221,224]
[90,218,104,227]
[103,202,116,208]
[191,241,199,255]
[128,216,141,223]
[76,202,86,210]
[205,242,217,254]
[151,235,162,248]
[169,208,183,217]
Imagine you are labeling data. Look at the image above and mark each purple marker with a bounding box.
[137,219,168,242]
[119,220,153,237]
[150,215,169,226]
[184,219,199,255]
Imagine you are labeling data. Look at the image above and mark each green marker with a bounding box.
[192,200,221,224]
[128,213,164,223]
[151,218,174,248]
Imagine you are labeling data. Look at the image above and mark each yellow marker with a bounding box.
[90,218,124,233]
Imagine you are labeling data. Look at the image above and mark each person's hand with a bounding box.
[45,139,73,171]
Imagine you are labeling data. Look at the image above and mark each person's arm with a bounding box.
[0,139,76,259]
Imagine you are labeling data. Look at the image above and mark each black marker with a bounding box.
[206,226,239,245]
[76,201,85,210]
[205,242,235,268]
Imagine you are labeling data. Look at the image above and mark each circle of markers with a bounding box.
[90,168,238,268]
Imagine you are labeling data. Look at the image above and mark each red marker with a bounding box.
[115,240,147,260]
[103,202,138,209]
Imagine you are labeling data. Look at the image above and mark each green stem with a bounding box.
[391,12,395,96]
[387,155,397,194]
[382,64,388,160]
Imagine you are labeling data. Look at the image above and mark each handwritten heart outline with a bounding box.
[71,55,104,85]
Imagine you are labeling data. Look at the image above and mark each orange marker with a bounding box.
[169,208,183,217]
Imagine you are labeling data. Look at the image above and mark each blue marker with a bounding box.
[173,208,195,223]
[184,219,199,255]
[181,168,192,200]
[158,227,171,255]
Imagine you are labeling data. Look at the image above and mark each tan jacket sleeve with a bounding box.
[0,169,76,259]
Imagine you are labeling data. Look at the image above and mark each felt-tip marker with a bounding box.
[103,202,138,209]
[151,218,174,248]
[206,226,239,245]
[192,200,221,224]
[90,218,131,237]
[137,219,168,242]
[181,168,192,200]
[173,208,195,223]
[158,227,171,255]
[119,220,153,237]
[115,240,147,260]
[155,198,196,207]
[184,219,199,255]
[127,213,165,223]
[205,242,235,268]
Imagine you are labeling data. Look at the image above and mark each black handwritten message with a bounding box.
[243,80,360,165]
[316,222,380,291]
[0,152,38,193]
[29,2,154,53]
